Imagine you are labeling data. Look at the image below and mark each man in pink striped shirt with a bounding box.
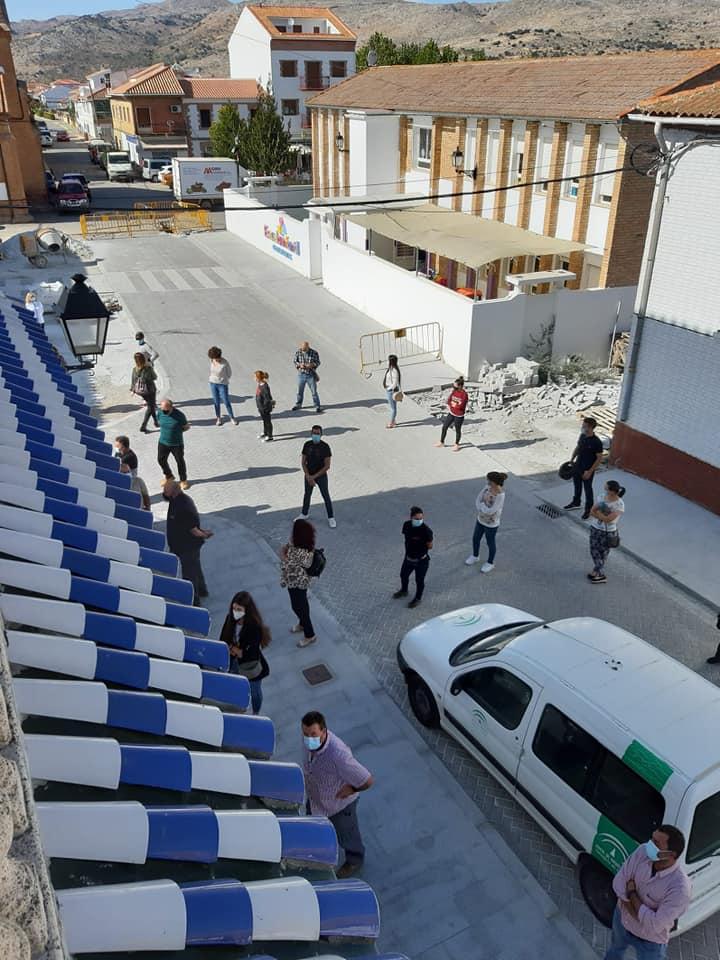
[604,825,691,959]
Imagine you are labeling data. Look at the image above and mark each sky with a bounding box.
[9,0,492,22]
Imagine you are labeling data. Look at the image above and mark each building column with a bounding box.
[397,115,411,194]
[0,120,30,221]
[330,110,340,196]
[311,109,320,195]
[430,117,444,195]
[319,109,330,198]
[517,120,539,230]
[539,121,568,279]
[471,119,488,216]
[568,123,600,289]
[492,119,513,221]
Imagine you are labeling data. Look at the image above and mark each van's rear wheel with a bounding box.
[578,856,615,928]
[407,676,440,728]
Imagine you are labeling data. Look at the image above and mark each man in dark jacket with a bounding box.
[163,480,213,604]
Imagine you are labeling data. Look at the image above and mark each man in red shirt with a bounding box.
[435,377,469,451]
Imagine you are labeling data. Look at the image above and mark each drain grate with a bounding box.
[302,663,334,686]
[536,503,562,519]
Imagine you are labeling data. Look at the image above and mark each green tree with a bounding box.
[356,31,399,70]
[208,103,245,161]
[234,87,293,176]
[357,32,459,69]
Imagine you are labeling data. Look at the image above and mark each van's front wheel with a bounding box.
[578,855,615,928]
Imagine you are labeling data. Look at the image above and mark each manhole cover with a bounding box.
[536,503,561,519]
[302,663,333,686]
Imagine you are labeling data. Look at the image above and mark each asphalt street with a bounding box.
[85,229,719,960]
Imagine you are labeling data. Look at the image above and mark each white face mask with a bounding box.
[232,608,245,621]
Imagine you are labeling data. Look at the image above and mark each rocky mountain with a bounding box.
[12,0,720,84]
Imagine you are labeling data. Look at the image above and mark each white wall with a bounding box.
[622,318,720,467]
[225,191,322,279]
[644,134,720,335]
[229,7,271,83]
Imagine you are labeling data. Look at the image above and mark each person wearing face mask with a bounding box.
[301,710,374,879]
[134,331,159,366]
[394,505,433,609]
[587,479,625,584]
[465,471,507,573]
[219,592,271,715]
[605,825,690,960]
[565,416,604,519]
[298,425,335,528]
[114,436,138,477]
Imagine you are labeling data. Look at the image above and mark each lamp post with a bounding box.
[56,274,111,372]
[451,145,477,180]
[335,131,347,153]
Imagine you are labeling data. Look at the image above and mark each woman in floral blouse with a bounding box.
[280,518,317,648]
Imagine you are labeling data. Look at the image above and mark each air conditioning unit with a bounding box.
[170,105,182,114]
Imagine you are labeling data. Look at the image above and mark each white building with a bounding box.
[179,78,259,157]
[614,86,720,515]
[228,5,356,144]
[75,69,133,141]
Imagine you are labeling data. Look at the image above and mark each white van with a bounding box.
[105,151,134,182]
[142,157,171,181]
[397,605,720,933]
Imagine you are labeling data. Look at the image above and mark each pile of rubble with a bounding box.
[501,377,621,421]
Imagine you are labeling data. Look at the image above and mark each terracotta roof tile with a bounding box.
[180,78,260,100]
[636,80,720,117]
[246,4,356,40]
[308,49,720,121]
[111,64,185,97]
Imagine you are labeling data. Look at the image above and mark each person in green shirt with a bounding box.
[157,398,191,489]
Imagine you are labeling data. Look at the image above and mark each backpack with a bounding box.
[307,547,326,578]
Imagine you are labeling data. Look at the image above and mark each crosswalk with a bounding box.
[87,266,245,295]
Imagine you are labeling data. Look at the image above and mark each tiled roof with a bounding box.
[246,4,356,40]
[636,80,720,117]
[111,63,185,97]
[308,49,720,120]
[180,77,260,100]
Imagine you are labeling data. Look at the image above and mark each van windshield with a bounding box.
[108,153,130,163]
[450,621,541,666]
[687,790,720,862]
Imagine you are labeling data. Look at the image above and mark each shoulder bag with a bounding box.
[307,547,327,578]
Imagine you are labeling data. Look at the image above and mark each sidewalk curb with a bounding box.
[535,493,718,615]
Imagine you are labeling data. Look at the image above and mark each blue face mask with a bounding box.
[311,434,322,444]
[304,735,322,751]
[136,339,145,345]
[411,518,423,527]
[645,839,660,861]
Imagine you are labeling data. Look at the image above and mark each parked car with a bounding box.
[44,170,56,194]
[397,603,720,934]
[55,130,70,142]
[39,131,53,148]
[159,163,173,186]
[141,157,171,182]
[60,172,92,200]
[54,179,90,214]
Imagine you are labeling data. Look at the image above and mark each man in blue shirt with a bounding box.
[157,398,191,489]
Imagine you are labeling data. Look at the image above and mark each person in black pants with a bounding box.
[393,505,433,609]
[157,398,190,489]
[299,425,336,529]
[564,416,604,519]
[130,353,158,433]
[255,370,275,441]
[163,480,213,604]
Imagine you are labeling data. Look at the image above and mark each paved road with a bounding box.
[87,230,719,960]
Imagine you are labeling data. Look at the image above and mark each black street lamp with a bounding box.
[56,274,111,371]
[335,131,347,153]
[451,145,477,180]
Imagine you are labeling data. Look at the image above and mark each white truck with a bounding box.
[171,158,244,208]
[105,151,135,183]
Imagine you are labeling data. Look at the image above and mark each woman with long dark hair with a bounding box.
[587,479,626,584]
[130,352,158,432]
[255,370,274,441]
[219,591,271,714]
[280,518,317,647]
[383,354,401,428]
[208,346,238,426]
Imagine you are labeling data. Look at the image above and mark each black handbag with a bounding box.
[605,531,620,549]
[307,547,326,577]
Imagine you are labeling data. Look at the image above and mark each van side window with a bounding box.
[687,791,720,863]
[533,706,665,841]
[462,667,532,730]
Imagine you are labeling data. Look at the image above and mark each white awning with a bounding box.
[344,203,586,268]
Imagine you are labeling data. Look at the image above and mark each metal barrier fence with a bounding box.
[132,201,199,211]
[80,208,211,239]
[359,322,443,377]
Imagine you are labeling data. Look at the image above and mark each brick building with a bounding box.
[613,85,720,514]
[308,49,720,299]
[110,63,189,166]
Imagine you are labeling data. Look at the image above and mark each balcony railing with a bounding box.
[136,121,187,136]
[299,76,331,91]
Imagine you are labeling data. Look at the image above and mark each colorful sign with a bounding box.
[264,217,301,260]
[591,815,638,874]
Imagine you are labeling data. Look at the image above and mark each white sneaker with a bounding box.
[262,436,273,442]
[465,555,480,566]
[257,434,266,439]
[481,562,495,573]
[295,513,309,521]
[328,518,337,528]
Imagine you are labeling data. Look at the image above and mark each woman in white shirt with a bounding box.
[208,345,238,425]
[588,479,625,583]
[25,291,44,326]
[382,354,401,428]
[465,471,507,573]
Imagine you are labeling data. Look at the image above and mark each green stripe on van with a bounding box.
[592,815,638,874]
[622,740,673,791]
